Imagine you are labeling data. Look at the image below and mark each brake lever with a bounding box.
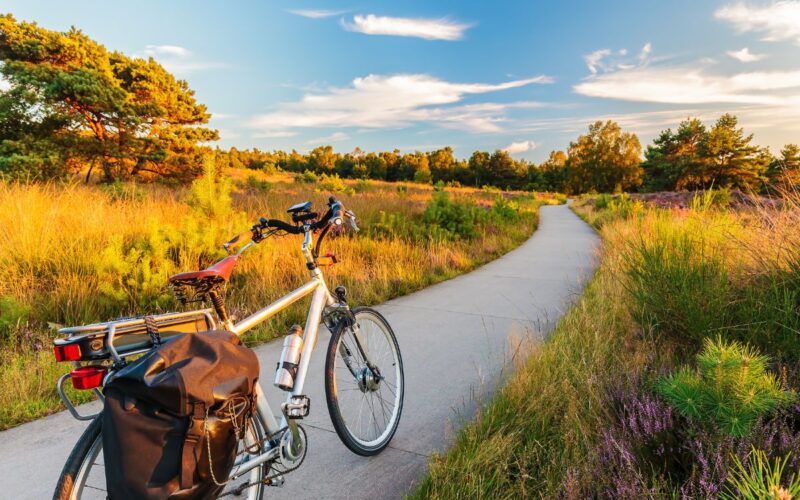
[345,209,359,232]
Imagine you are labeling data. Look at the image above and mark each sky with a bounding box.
[3,0,800,161]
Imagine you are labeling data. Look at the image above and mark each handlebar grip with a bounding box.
[328,197,343,226]
[266,218,304,234]
[223,230,254,251]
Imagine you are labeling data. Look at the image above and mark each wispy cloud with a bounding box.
[503,140,537,154]
[141,44,224,74]
[307,132,349,144]
[341,15,473,41]
[144,45,190,57]
[249,73,553,134]
[727,47,766,62]
[716,1,800,45]
[288,8,347,19]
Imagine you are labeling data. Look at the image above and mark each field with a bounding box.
[413,192,800,497]
[0,168,563,430]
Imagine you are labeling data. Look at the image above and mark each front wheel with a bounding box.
[324,307,404,456]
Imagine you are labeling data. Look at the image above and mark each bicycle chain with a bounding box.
[218,425,307,497]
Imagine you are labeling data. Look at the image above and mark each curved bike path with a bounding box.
[0,203,599,499]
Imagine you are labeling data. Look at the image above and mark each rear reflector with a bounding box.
[54,344,82,362]
[70,366,107,390]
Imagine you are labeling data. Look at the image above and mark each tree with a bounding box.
[428,147,456,183]
[0,14,216,181]
[487,150,525,189]
[307,145,337,173]
[642,118,706,191]
[537,150,568,192]
[467,151,490,187]
[698,114,768,190]
[566,121,642,194]
[398,152,429,182]
[767,144,800,189]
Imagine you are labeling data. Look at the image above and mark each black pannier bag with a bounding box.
[102,330,260,499]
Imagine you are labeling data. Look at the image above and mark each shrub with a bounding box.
[422,191,486,240]
[295,170,318,184]
[187,156,232,219]
[490,196,520,222]
[244,175,272,192]
[316,173,349,193]
[626,221,732,346]
[722,448,800,500]
[595,193,613,210]
[657,337,794,437]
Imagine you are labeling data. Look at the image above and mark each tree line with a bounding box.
[2,15,797,193]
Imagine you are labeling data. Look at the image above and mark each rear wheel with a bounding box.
[324,307,404,456]
[53,411,270,499]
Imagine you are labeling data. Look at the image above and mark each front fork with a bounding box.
[325,286,382,385]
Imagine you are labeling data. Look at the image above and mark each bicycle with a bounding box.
[51,196,405,499]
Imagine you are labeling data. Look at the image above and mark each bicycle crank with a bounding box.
[278,424,307,470]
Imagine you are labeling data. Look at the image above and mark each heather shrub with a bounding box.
[657,337,794,437]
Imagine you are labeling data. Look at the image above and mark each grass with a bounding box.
[0,168,561,430]
[412,191,800,498]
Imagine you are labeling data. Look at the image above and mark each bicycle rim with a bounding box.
[329,308,403,450]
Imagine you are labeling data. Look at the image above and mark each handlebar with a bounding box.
[224,196,358,254]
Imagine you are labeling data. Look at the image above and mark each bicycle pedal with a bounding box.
[281,395,310,419]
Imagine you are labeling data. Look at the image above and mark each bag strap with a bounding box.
[144,315,162,346]
[180,403,205,489]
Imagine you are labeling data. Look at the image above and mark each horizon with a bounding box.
[3,0,799,161]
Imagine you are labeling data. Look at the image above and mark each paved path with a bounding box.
[0,204,598,499]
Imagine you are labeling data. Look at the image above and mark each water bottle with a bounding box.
[274,325,303,391]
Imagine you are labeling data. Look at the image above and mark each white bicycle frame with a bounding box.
[221,227,339,484]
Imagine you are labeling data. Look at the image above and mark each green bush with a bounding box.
[489,195,519,222]
[295,170,318,184]
[626,229,732,346]
[595,193,613,210]
[316,173,350,193]
[422,191,486,240]
[187,156,232,219]
[656,337,794,437]
[722,448,800,500]
[244,175,272,192]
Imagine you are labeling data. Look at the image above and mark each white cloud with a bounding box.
[249,73,553,134]
[575,44,800,105]
[716,1,800,45]
[307,132,349,144]
[638,42,652,64]
[503,140,537,154]
[141,44,223,75]
[727,47,766,62]
[144,45,190,57]
[584,49,611,75]
[288,9,347,19]
[341,15,472,41]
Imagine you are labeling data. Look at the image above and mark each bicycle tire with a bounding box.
[324,307,404,456]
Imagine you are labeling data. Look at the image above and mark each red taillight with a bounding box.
[54,344,82,362]
[70,366,107,390]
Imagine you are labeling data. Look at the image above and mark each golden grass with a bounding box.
[0,171,557,429]
[412,193,800,497]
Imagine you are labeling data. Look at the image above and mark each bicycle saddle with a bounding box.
[168,255,239,284]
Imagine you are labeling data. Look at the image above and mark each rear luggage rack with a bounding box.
[54,309,217,363]
[54,309,218,420]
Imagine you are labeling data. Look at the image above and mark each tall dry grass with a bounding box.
[0,172,554,429]
[413,192,800,497]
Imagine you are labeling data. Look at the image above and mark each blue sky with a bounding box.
[4,0,800,161]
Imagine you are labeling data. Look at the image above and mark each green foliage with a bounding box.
[422,191,487,240]
[594,193,613,210]
[657,338,794,437]
[0,296,31,336]
[643,115,770,191]
[722,448,800,500]
[0,14,216,182]
[243,175,272,192]
[187,155,232,219]
[566,120,643,194]
[295,170,318,184]
[315,173,350,193]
